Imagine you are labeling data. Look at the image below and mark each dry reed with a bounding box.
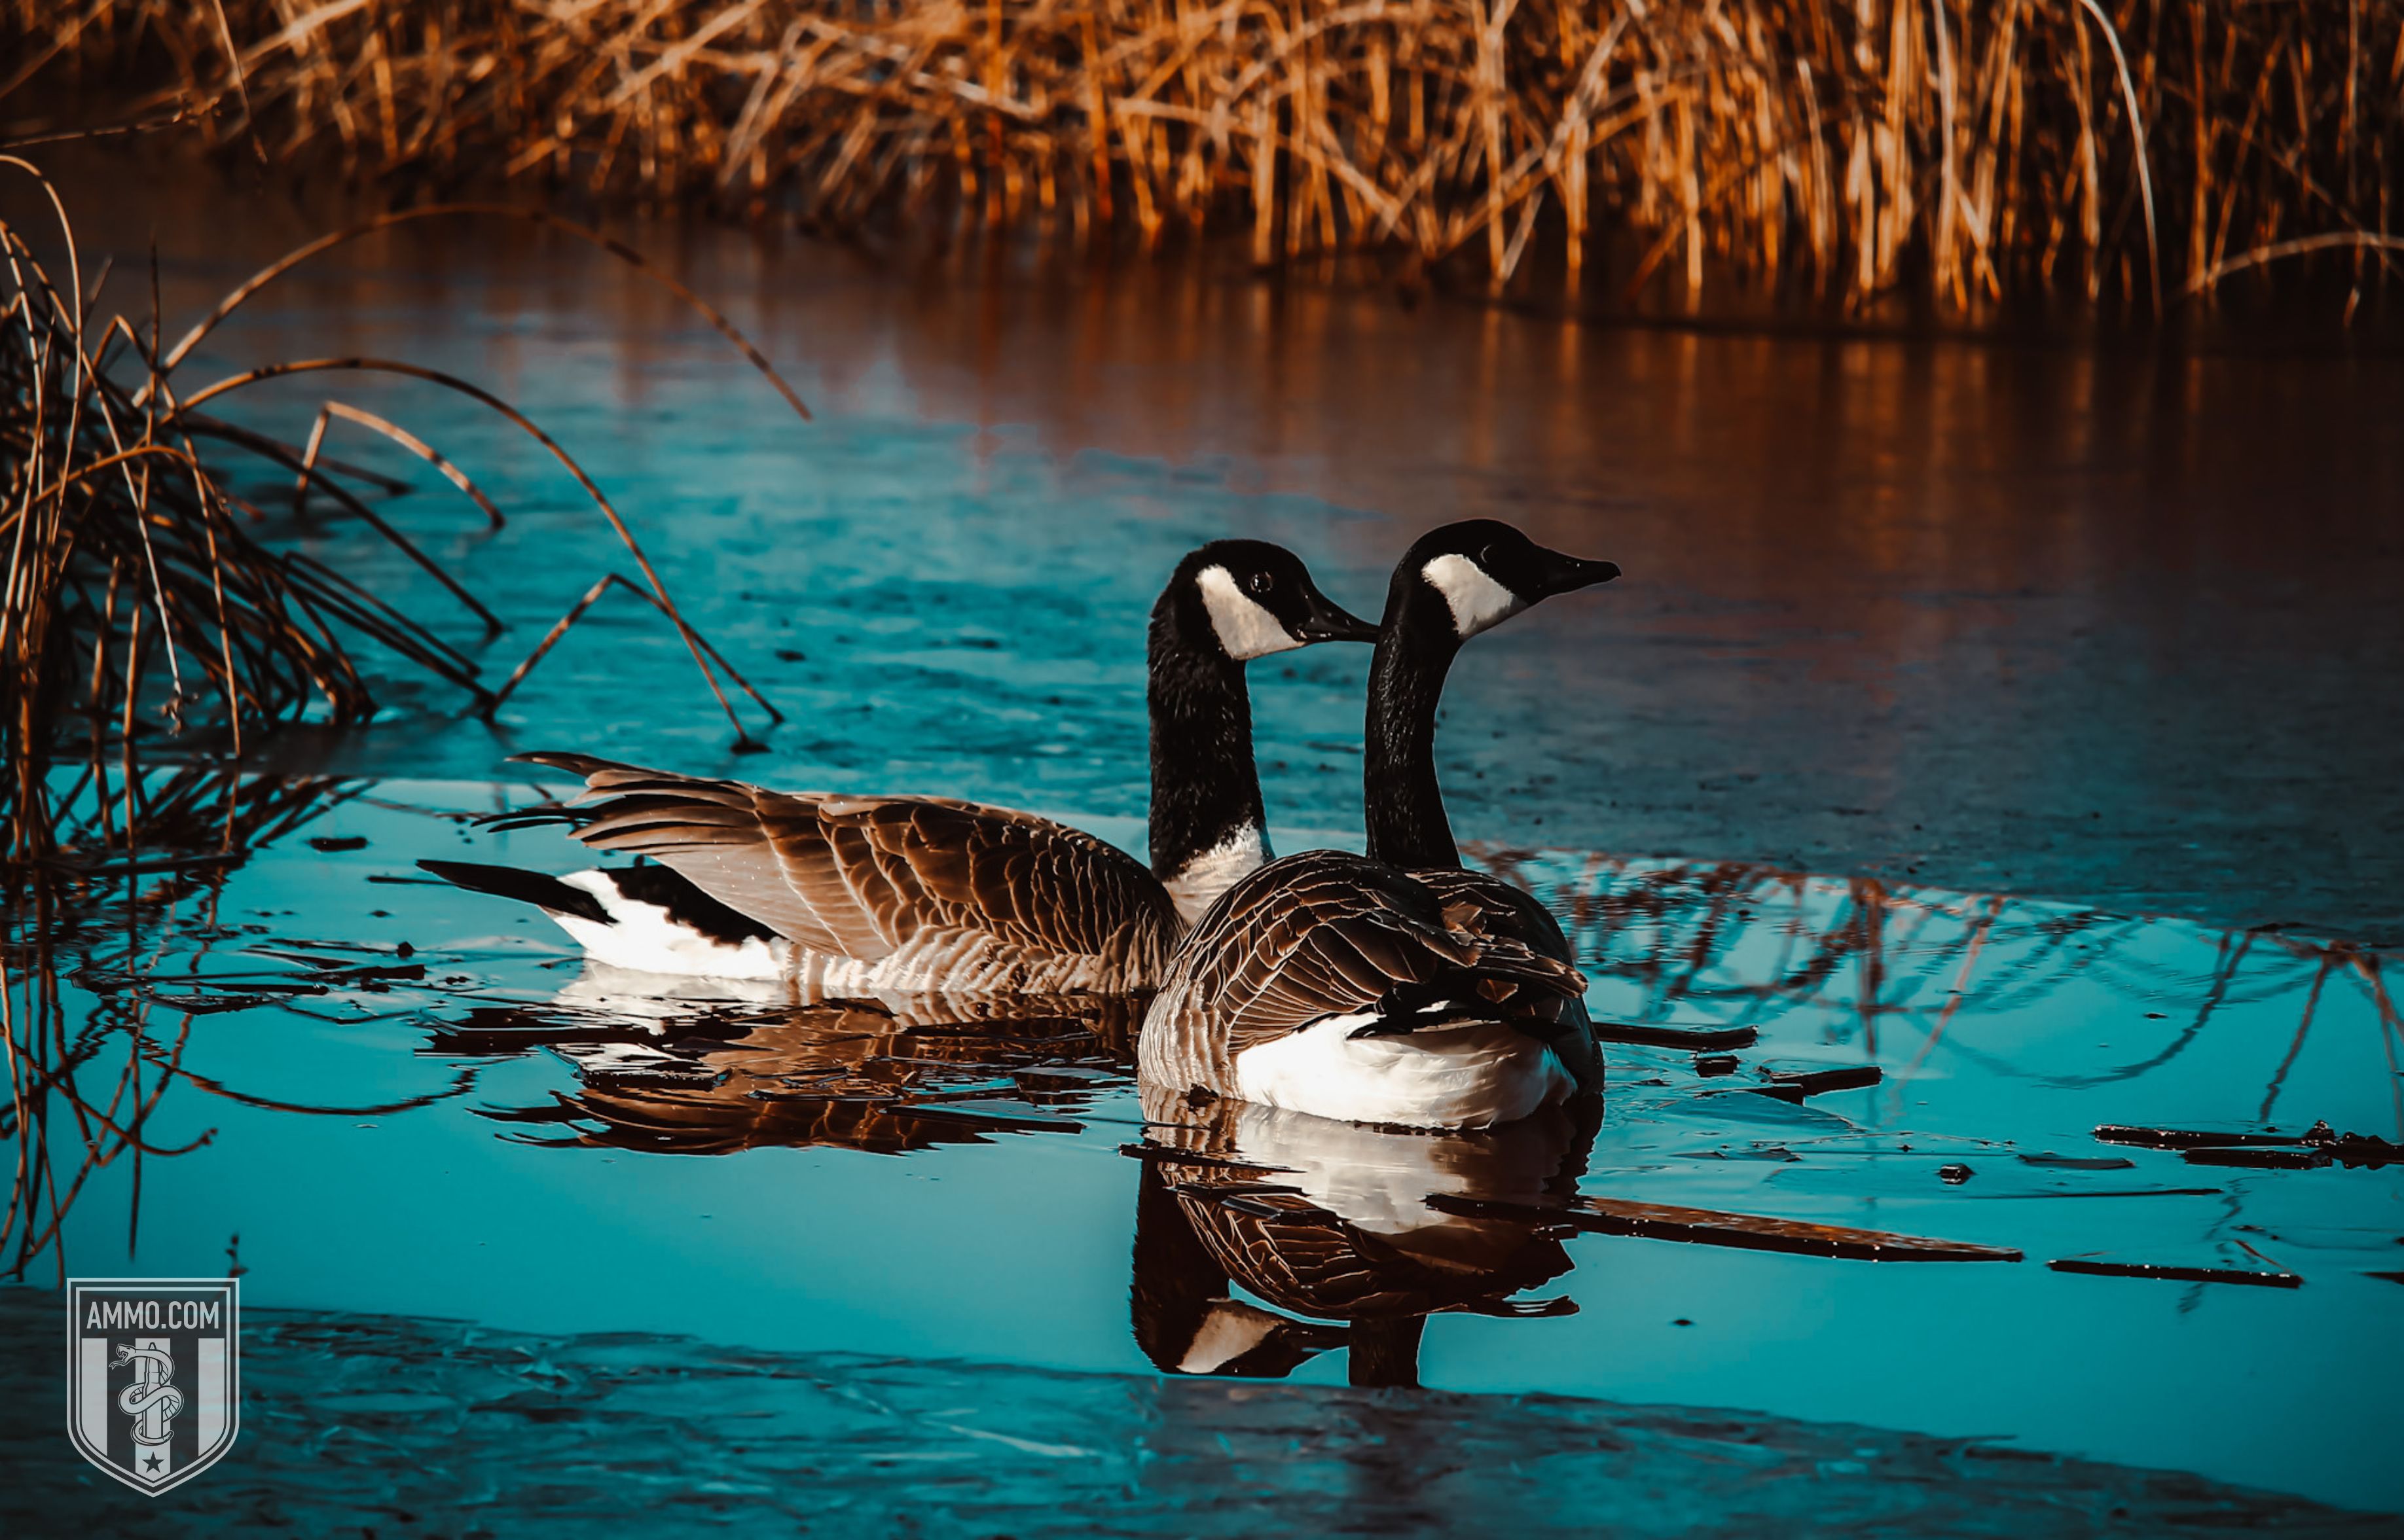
[9,1,2401,308]
[1,164,800,876]
[3,164,813,1276]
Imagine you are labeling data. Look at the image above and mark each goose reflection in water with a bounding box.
[439,966,1599,1391]
[442,969,1140,1156]
[1129,1079,1597,1388]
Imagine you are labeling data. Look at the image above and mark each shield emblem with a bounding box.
[65,1278,240,1494]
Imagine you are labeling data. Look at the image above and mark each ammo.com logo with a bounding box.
[65,1278,240,1494]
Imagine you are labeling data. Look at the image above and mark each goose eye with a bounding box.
[1478,543,1502,571]
[1247,571,1275,596]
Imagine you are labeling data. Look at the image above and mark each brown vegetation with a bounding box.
[1,170,812,1272]
[1,169,798,874]
[10,1,2404,309]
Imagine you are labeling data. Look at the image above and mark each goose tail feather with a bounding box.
[418,859,611,925]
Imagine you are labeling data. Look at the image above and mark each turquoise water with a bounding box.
[12,785,2400,1519]
[30,147,2404,936]
[7,154,2404,1529]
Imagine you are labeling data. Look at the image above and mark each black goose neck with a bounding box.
[1364,579,1465,871]
[1147,592,1264,881]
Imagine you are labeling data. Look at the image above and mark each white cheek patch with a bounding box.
[1197,565,1303,660]
[1421,553,1529,639]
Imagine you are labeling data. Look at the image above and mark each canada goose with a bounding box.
[1137,520,1619,1130]
[1129,1079,1592,1386]
[422,541,1375,990]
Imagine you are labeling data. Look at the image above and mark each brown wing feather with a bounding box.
[1166,850,1586,1058]
[1415,866,1605,1093]
[513,753,1177,971]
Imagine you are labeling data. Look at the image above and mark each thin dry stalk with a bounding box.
[3,162,800,876]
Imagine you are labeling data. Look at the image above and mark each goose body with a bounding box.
[551,876,786,980]
[424,541,1375,989]
[467,768,1180,994]
[1137,849,1589,1128]
[1137,521,1619,1130]
[1231,1012,1575,1129]
[422,859,790,978]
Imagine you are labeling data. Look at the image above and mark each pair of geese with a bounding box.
[424,519,1619,1130]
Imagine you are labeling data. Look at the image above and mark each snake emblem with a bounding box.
[113,1342,183,1465]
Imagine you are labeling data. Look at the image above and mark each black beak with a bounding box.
[1289,585,1381,644]
[1532,550,1622,599]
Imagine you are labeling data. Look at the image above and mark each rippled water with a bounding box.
[5,1298,2392,1539]
[10,785,2401,1522]
[5,151,2403,1529]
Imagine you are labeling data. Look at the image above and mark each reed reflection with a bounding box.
[0,771,418,1281]
[1506,848,2402,1130]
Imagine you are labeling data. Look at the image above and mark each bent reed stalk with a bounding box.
[1,163,802,875]
[9,1,2401,309]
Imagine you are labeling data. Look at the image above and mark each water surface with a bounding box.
[5,149,2403,1528]
[12,786,2402,1518]
[21,147,2404,935]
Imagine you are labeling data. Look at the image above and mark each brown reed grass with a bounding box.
[1,164,800,876]
[7,1,2400,310]
[3,167,812,1271]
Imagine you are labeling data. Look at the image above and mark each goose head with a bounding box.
[1387,519,1621,645]
[1161,540,1379,662]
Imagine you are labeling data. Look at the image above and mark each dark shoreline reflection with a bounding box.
[1129,1082,1597,1388]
